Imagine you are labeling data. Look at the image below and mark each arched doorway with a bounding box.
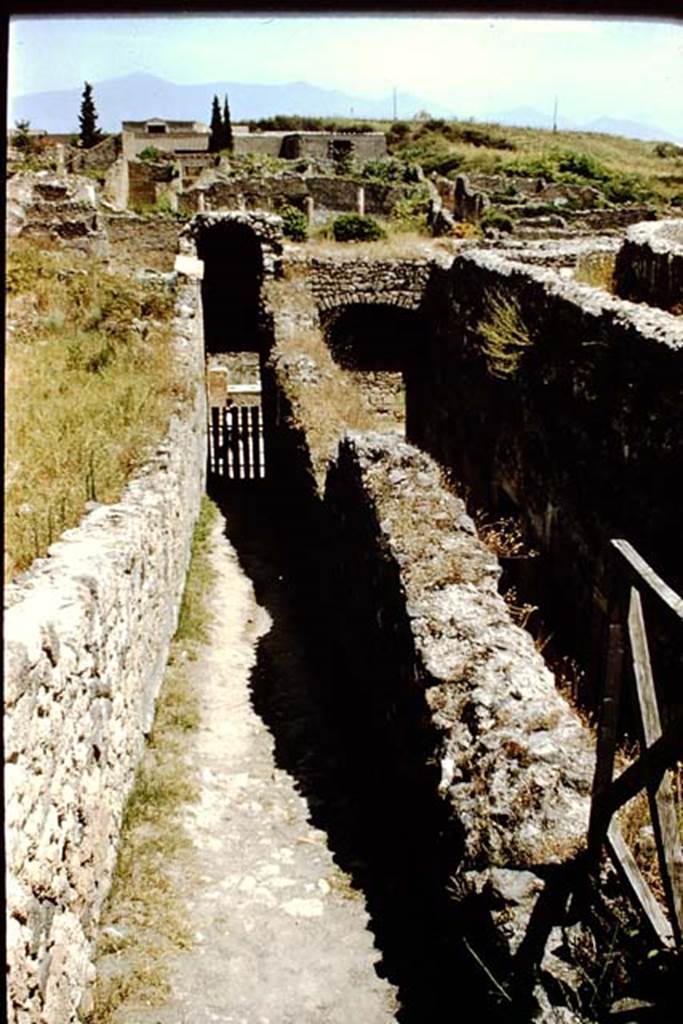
[197,220,264,354]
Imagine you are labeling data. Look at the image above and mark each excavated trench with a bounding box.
[209,481,513,1023]
[195,221,680,1022]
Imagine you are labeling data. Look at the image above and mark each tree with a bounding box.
[12,119,34,155]
[79,81,102,149]
[222,94,234,152]
[209,95,222,153]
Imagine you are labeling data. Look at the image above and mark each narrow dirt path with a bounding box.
[133,507,398,1024]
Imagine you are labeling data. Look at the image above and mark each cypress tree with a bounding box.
[209,95,222,153]
[222,94,234,152]
[79,82,102,149]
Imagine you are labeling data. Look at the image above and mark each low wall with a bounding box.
[406,249,683,696]
[324,433,595,1019]
[4,278,207,1024]
[614,219,683,311]
[6,172,108,257]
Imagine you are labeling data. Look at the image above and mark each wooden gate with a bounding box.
[208,404,265,481]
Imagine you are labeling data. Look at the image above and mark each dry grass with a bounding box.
[574,251,617,291]
[263,276,379,486]
[299,230,445,261]
[616,759,683,911]
[5,238,186,584]
[85,496,218,1024]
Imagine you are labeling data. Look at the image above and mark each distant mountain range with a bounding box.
[8,72,682,145]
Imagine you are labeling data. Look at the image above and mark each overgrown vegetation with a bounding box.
[4,238,185,583]
[85,495,219,1023]
[481,208,515,233]
[477,289,534,379]
[348,117,683,207]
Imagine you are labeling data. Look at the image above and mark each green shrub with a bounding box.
[331,214,387,242]
[654,142,683,159]
[138,146,162,162]
[557,150,608,181]
[279,203,308,242]
[481,209,515,233]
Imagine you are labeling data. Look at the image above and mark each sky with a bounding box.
[7,13,683,136]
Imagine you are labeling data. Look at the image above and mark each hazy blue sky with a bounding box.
[8,14,683,134]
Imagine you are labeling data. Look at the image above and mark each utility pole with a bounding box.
[393,86,397,122]
[553,96,558,133]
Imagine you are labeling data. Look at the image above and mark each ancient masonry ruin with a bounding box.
[4,203,683,1023]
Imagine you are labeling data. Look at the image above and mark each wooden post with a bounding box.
[628,588,683,946]
[357,185,365,216]
[588,619,625,859]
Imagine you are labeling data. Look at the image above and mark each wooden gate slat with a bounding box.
[628,588,683,945]
[209,406,220,475]
[606,819,675,946]
[229,406,241,479]
[250,405,262,478]
[241,406,251,480]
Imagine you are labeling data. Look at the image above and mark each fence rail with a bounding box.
[588,539,683,948]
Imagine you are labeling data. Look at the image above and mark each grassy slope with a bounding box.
[4,238,186,583]
[247,115,683,205]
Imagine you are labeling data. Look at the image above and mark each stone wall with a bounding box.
[177,172,407,219]
[127,159,175,209]
[614,218,683,311]
[67,134,121,173]
[103,212,181,274]
[305,254,437,312]
[102,155,129,211]
[6,172,108,257]
[4,277,207,1024]
[323,433,595,1020]
[406,249,683,696]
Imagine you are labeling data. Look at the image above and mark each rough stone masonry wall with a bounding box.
[614,218,683,311]
[406,249,683,696]
[306,254,436,312]
[6,172,108,257]
[323,434,595,1021]
[3,277,207,1024]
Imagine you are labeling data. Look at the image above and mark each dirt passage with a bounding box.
[129,506,398,1023]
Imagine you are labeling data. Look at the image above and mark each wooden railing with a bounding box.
[588,539,683,948]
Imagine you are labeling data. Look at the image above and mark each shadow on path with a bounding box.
[210,481,507,1024]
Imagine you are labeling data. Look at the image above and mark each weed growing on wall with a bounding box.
[574,251,617,292]
[85,496,219,1024]
[477,289,533,380]
[4,238,183,583]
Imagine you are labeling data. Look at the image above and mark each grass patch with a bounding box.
[4,238,187,584]
[85,495,219,1024]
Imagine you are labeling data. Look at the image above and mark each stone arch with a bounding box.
[179,211,283,353]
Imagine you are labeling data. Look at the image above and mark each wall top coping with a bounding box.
[623,218,683,255]
[460,248,683,352]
